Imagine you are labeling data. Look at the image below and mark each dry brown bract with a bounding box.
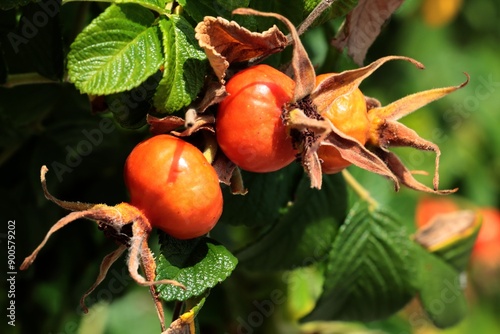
[20,166,185,332]
[203,8,469,193]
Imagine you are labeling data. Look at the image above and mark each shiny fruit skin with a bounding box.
[216,64,297,173]
[315,73,370,174]
[124,134,223,239]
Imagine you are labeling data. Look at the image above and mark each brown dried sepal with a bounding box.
[286,107,398,190]
[366,71,470,193]
[148,79,226,136]
[20,166,185,332]
[194,15,288,83]
[289,55,468,193]
[413,210,479,251]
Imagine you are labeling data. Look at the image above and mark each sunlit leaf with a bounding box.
[156,234,237,302]
[62,0,167,15]
[153,15,207,113]
[68,4,163,95]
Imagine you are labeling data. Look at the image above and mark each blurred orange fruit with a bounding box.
[422,0,463,27]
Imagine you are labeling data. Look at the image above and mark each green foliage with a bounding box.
[153,15,207,113]
[156,233,238,301]
[413,245,468,328]
[67,4,163,95]
[237,173,346,271]
[2,0,499,333]
[219,164,303,227]
[62,0,168,14]
[304,203,417,322]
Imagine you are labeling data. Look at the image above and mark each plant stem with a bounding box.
[2,73,59,88]
[297,0,338,36]
[172,301,183,321]
[201,131,218,164]
[342,169,378,211]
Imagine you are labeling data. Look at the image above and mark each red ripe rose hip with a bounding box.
[315,73,370,174]
[216,64,297,173]
[124,134,223,239]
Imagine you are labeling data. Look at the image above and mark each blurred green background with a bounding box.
[1,0,499,333]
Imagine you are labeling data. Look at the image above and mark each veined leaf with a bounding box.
[68,4,163,95]
[153,15,207,113]
[237,173,346,271]
[179,0,250,22]
[156,233,237,302]
[303,203,416,322]
[303,0,359,26]
[413,245,468,328]
[62,0,168,14]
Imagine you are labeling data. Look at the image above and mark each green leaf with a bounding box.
[153,15,207,113]
[237,173,347,271]
[303,203,416,322]
[219,163,303,227]
[179,0,250,22]
[156,233,238,302]
[249,0,305,26]
[62,0,168,15]
[68,4,163,95]
[303,0,358,21]
[413,245,468,328]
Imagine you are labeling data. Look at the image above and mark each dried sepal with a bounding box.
[40,165,94,212]
[148,114,185,135]
[173,113,215,137]
[233,8,316,102]
[194,16,288,83]
[311,56,424,112]
[300,56,468,193]
[286,107,399,190]
[367,73,470,192]
[148,80,225,137]
[374,148,457,194]
[414,210,478,250]
[368,74,470,122]
[21,166,185,332]
[228,166,248,195]
[80,245,127,313]
[186,80,228,115]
